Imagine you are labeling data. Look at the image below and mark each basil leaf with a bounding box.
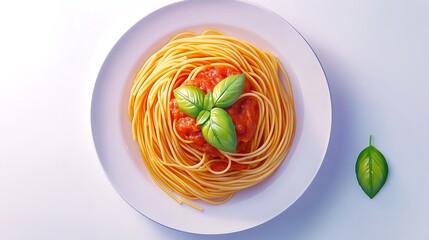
[196,110,210,126]
[355,135,389,199]
[213,74,245,108]
[203,91,214,110]
[173,86,205,118]
[201,108,237,153]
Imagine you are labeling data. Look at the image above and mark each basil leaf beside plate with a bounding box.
[173,86,205,118]
[213,74,245,108]
[355,135,389,199]
[201,108,237,153]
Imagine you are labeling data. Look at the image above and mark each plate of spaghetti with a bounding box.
[91,0,331,234]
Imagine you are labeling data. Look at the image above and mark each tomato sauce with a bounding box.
[170,65,258,171]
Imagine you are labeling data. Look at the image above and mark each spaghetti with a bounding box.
[128,30,295,210]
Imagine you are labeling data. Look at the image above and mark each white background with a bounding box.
[1,0,428,239]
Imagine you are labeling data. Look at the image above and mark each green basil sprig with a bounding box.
[173,74,245,152]
[355,135,389,199]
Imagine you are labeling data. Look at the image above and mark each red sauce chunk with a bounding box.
[169,65,258,171]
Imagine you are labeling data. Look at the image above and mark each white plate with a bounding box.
[91,0,331,234]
